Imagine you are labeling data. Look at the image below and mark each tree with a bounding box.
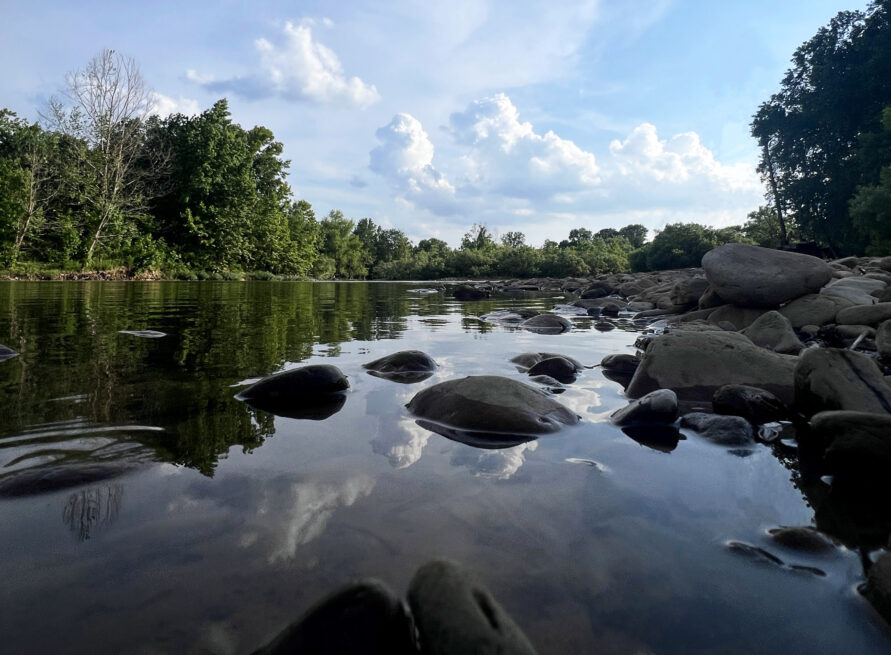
[460,223,495,251]
[743,206,791,249]
[618,224,647,248]
[318,210,367,278]
[500,231,526,248]
[45,49,157,266]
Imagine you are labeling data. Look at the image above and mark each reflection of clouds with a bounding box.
[451,441,538,480]
[371,419,431,469]
[269,476,375,563]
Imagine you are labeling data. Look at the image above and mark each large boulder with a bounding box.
[625,330,797,403]
[702,243,832,308]
[408,560,538,655]
[794,348,891,416]
[741,310,804,354]
[406,376,578,437]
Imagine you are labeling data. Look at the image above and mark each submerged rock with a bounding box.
[252,580,414,655]
[680,413,756,446]
[408,560,538,655]
[363,350,437,384]
[702,243,832,308]
[527,357,579,383]
[625,331,797,404]
[767,526,838,553]
[611,389,678,426]
[520,314,571,334]
[237,364,349,420]
[406,376,578,439]
[794,348,891,416]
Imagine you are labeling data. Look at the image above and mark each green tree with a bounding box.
[618,224,647,249]
[460,224,495,251]
[318,210,367,278]
[743,206,793,249]
[500,231,526,248]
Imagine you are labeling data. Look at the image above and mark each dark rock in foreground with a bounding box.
[702,243,832,308]
[237,364,349,420]
[527,356,579,383]
[364,350,437,384]
[252,580,414,655]
[712,385,788,424]
[808,410,891,476]
[408,560,538,655]
[767,526,838,553]
[625,331,796,404]
[510,352,584,372]
[611,389,678,426]
[794,348,891,416]
[407,376,578,437]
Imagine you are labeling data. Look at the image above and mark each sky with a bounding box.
[0,0,871,247]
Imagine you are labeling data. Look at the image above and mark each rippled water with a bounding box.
[0,281,889,654]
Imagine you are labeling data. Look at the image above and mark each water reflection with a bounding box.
[62,484,124,541]
[450,441,539,480]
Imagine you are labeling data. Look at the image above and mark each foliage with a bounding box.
[632,222,750,272]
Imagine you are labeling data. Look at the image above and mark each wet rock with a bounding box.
[702,243,832,308]
[680,412,755,445]
[741,310,804,355]
[527,357,579,383]
[794,348,891,416]
[600,353,641,375]
[454,285,489,300]
[863,550,891,628]
[252,580,414,655]
[579,282,613,299]
[767,526,837,553]
[621,425,683,452]
[712,384,788,423]
[809,410,891,476]
[520,314,571,334]
[363,350,437,384]
[408,560,538,655]
[237,364,349,420]
[510,352,584,371]
[0,344,18,361]
[611,389,678,426]
[626,331,797,404]
[600,302,622,318]
[836,302,891,326]
[0,462,138,498]
[406,376,579,437]
[527,375,566,393]
[778,293,854,328]
[707,304,767,330]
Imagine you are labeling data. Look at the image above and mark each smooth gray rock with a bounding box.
[600,353,641,375]
[794,348,891,416]
[826,277,886,294]
[406,376,578,435]
[527,357,578,383]
[670,276,710,310]
[741,310,804,354]
[712,384,788,423]
[363,350,437,383]
[707,304,767,330]
[863,550,891,628]
[680,412,755,445]
[767,526,837,553]
[510,352,584,371]
[408,560,538,655]
[809,410,891,475]
[702,243,832,308]
[626,331,797,403]
[836,303,891,326]
[778,293,854,328]
[611,389,678,426]
[520,314,571,334]
[252,580,414,655]
[237,364,350,420]
[877,319,891,361]
[820,284,877,306]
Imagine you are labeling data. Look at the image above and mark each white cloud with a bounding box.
[188,19,379,108]
[149,92,200,118]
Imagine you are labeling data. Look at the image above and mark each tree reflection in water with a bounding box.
[62,484,123,541]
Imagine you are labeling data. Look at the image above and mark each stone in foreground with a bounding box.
[408,560,538,655]
[407,375,578,436]
[363,350,437,383]
[625,331,797,404]
[237,364,349,420]
[702,243,832,308]
[611,389,678,426]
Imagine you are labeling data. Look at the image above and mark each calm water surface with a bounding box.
[0,281,889,654]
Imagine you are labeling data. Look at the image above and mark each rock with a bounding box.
[573,297,627,311]
[680,412,755,445]
[767,526,838,553]
[0,344,18,361]
[794,348,891,416]
[251,580,414,655]
[697,285,725,309]
[364,350,437,383]
[527,357,579,383]
[707,304,767,330]
[809,410,891,476]
[826,277,886,295]
[527,375,566,393]
[520,314,571,334]
[778,293,854,328]
[600,353,641,375]
[741,310,804,354]
[702,243,832,308]
[712,385,788,423]
[610,389,678,426]
[877,320,891,361]
[820,284,877,306]
[579,282,612,299]
[406,376,579,437]
[836,302,891,326]
[237,364,349,420]
[670,276,710,310]
[510,352,584,371]
[863,550,891,628]
[600,302,621,318]
[454,285,489,300]
[408,560,538,655]
[626,331,797,404]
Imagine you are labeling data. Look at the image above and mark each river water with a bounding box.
[0,281,888,654]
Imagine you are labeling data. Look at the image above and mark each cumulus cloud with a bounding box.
[369,113,460,216]
[149,92,200,117]
[188,19,379,108]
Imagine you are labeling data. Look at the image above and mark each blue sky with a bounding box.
[1,0,868,246]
